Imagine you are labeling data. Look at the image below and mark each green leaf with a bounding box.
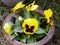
[15,19,20,26]
[26,35,30,39]
[14,32,18,36]
[20,36,26,43]
[6,21,14,26]
[30,11,40,19]
[14,27,23,33]
[11,24,16,30]
[10,34,16,40]
[27,38,36,43]
[35,28,47,34]
[33,34,45,39]
[12,14,20,19]
[26,35,36,43]
[45,24,50,32]
[23,8,30,18]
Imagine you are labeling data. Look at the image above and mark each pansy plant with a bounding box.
[3,1,54,43]
[26,1,39,11]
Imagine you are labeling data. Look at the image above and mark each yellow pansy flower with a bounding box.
[26,1,39,11]
[3,22,14,35]
[22,18,38,34]
[44,8,53,23]
[11,2,25,12]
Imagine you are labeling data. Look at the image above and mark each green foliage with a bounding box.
[5,8,50,43]
[35,28,47,34]
[23,8,30,18]
[8,9,50,43]
[14,27,23,33]
[10,34,16,40]
[15,19,21,26]
[12,14,20,19]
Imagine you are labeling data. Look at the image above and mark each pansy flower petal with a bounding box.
[44,8,53,23]
[11,2,25,12]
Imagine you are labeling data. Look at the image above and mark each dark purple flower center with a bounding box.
[30,5,32,7]
[25,24,29,28]
[25,24,34,33]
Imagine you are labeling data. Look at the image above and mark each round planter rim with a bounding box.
[2,8,55,45]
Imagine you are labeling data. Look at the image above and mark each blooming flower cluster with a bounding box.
[3,0,54,43]
[12,1,39,12]
[4,1,53,35]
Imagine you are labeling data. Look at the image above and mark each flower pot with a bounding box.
[2,8,55,45]
[1,0,25,7]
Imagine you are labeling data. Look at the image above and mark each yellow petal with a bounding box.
[31,0,35,5]
[29,5,39,11]
[11,2,25,12]
[47,18,50,23]
[26,1,39,11]
[50,20,54,25]
[3,22,14,35]
[44,9,53,17]
[4,29,13,35]
[44,8,53,23]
